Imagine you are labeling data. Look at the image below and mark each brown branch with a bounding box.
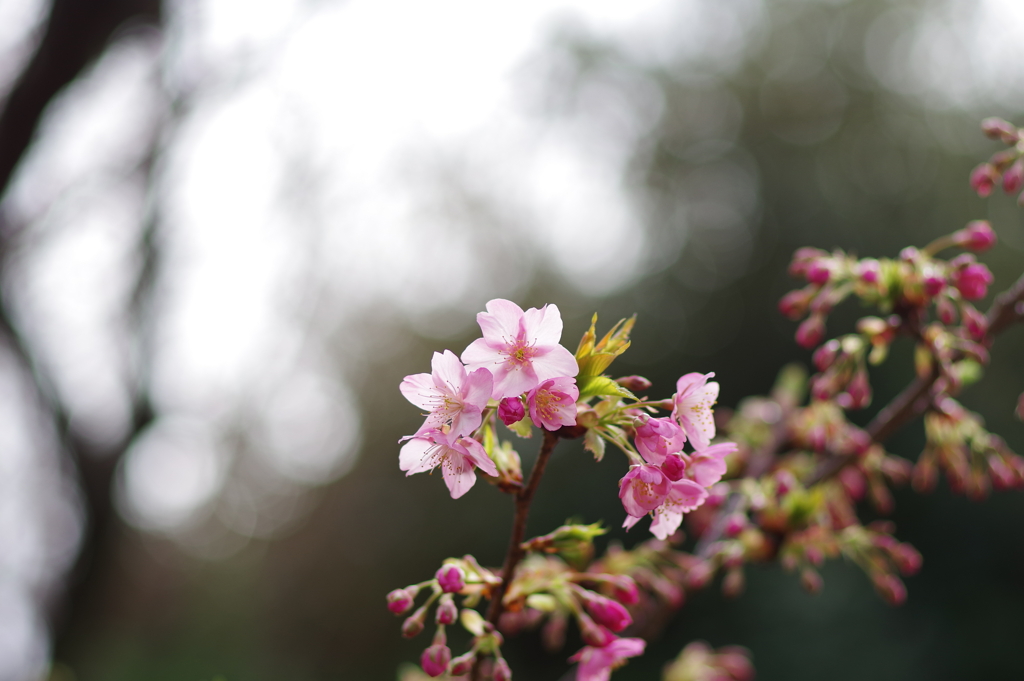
[987,271,1024,336]
[469,429,560,681]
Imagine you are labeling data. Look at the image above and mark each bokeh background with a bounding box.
[1,0,1023,679]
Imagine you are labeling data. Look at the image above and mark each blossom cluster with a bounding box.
[399,299,579,499]
[970,117,1024,204]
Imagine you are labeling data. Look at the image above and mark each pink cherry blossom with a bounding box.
[498,397,526,426]
[672,372,719,450]
[461,299,579,399]
[686,442,739,487]
[528,377,579,431]
[953,262,994,300]
[569,637,646,681]
[618,465,671,518]
[399,430,498,499]
[623,478,708,540]
[400,350,493,438]
[634,415,686,464]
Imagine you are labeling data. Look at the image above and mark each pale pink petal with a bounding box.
[675,371,714,398]
[689,455,727,487]
[478,299,525,340]
[441,452,477,499]
[529,344,580,380]
[459,436,498,477]
[491,361,540,399]
[432,350,467,391]
[399,437,439,474]
[622,514,641,530]
[399,373,438,411]
[669,478,709,511]
[522,304,563,346]
[702,441,739,459]
[649,509,683,540]
[605,638,646,658]
[461,337,504,371]
[462,368,494,407]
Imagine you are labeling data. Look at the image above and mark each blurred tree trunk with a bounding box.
[0,0,163,667]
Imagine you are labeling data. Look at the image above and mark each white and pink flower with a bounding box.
[527,377,579,431]
[461,299,578,399]
[634,415,686,464]
[686,441,738,487]
[399,429,498,499]
[400,350,493,438]
[623,478,709,540]
[618,464,671,518]
[672,372,719,451]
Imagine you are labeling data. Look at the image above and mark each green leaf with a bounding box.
[578,375,635,400]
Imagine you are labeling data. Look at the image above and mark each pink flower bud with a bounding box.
[846,370,871,409]
[436,595,458,625]
[970,163,999,197]
[577,613,615,647]
[923,273,945,297]
[953,220,998,252]
[873,573,907,606]
[812,339,840,371]
[795,314,826,349]
[960,303,988,340]
[421,643,452,677]
[806,261,831,284]
[402,608,427,638]
[493,658,513,681]
[800,568,823,594]
[498,397,526,426]
[935,297,957,325]
[449,651,477,676]
[724,513,746,537]
[609,575,640,605]
[717,647,756,681]
[858,258,881,283]
[778,289,811,320]
[582,592,633,632]
[661,454,687,481]
[774,470,796,497]
[981,117,1019,142]
[615,375,653,392]
[436,565,466,594]
[893,544,923,576]
[1005,161,1024,193]
[387,588,415,615]
[953,262,994,300]
[805,546,825,567]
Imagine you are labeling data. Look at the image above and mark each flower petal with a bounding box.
[478,299,525,341]
[399,437,438,474]
[522,304,563,347]
[399,372,437,411]
[530,344,580,380]
[432,349,467,392]
[441,452,477,499]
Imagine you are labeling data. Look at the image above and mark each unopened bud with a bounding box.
[724,513,747,537]
[403,606,428,638]
[498,397,526,426]
[609,575,640,605]
[774,470,796,497]
[616,375,652,392]
[436,564,466,593]
[778,289,812,320]
[387,588,415,615]
[922,272,945,297]
[421,643,452,677]
[795,314,826,349]
[858,258,881,284]
[449,651,477,676]
[582,592,633,632]
[436,594,458,625]
[960,303,988,340]
[970,163,999,198]
[493,658,512,681]
[981,117,1019,142]
[577,612,615,647]
[873,573,907,606]
[954,262,994,301]
[935,296,957,325]
[846,370,872,409]
[800,568,823,594]
[806,261,831,285]
[661,454,686,481]
[893,544,923,576]
[812,339,840,371]
[953,220,997,252]
[717,648,756,681]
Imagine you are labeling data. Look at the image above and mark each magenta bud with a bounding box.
[724,513,747,537]
[661,454,686,482]
[387,588,415,615]
[894,544,923,576]
[953,263,994,300]
[800,568,823,594]
[873,574,907,606]
[936,297,957,325]
[858,258,881,283]
[685,560,714,590]
[774,470,796,497]
[493,657,513,681]
[402,609,427,638]
[583,592,633,632]
[953,220,998,252]
[847,370,871,409]
[923,274,945,297]
[812,339,840,371]
[421,644,452,677]
[498,397,526,426]
[436,595,458,625]
[960,303,988,340]
[449,651,477,676]
[615,375,653,392]
[717,648,756,681]
[970,163,999,197]
[778,289,811,320]
[609,575,640,605]
[981,117,1019,142]
[577,613,615,647]
[806,261,831,284]
[1004,161,1024,194]
[795,315,826,349]
[805,546,825,567]
[436,564,466,594]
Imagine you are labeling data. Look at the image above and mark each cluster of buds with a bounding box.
[970,117,1024,204]
[916,397,1024,498]
[387,559,508,678]
[662,641,754,681]
[780,226,996,358]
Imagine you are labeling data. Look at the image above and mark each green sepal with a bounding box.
[578,375,636,400]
